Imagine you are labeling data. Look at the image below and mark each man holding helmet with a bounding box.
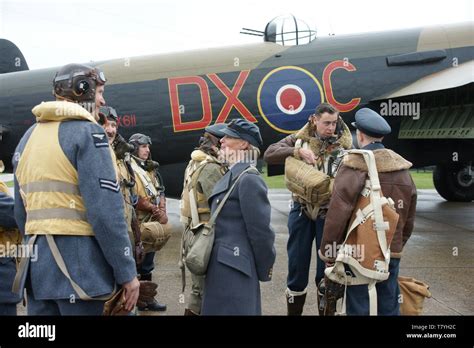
[12,64,139,315]
[129,133,169,312]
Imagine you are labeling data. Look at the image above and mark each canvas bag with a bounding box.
[398,276,432,315]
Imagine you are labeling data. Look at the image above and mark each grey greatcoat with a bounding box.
[201,162,276,315]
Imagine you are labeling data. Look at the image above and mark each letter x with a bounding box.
[207,71,257,123]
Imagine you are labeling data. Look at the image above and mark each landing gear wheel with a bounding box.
[433,164,474,202]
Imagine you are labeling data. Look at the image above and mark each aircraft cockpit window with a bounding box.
[241,14,316,46]
[265,15,316,46]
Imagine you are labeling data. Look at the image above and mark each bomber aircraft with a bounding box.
[0,16,472,200]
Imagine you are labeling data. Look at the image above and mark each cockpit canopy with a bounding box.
[264,14,316,46]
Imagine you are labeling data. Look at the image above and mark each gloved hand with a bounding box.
[137,280,158,308]
[158,196,168,224]
[137,197,155,213]
[103,288,129,316]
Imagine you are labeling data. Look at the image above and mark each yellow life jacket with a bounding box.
[180,150,221,227]
[15,101,100,236]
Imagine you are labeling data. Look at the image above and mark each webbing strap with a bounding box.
[188,187,200,229]
[334,265,380,316]
[337,253,389,281]
[12,234,117,301]
[186,158,214,229]
[45,234,116,301]
[347,150,390,260]
[368,281,378,315]
[345,197,390,238]
[132,160,158,198]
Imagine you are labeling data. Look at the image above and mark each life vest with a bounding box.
[15,101,99,236]
[179,150,221,228]
[286,121,352,218]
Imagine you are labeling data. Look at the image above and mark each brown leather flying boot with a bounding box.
[137,273,167,312]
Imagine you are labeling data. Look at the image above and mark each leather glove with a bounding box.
[103,288,129,316]
[151,205,161,217]
[154,209,168,224]
[157,196,168,224]
[137,281,158,308]
[136,197,155,213]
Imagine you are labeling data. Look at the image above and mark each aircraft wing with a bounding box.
[373,60,474,100]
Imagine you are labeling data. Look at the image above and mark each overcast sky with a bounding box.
[0,0,472,70]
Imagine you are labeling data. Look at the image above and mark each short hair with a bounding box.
[314,103,339,117]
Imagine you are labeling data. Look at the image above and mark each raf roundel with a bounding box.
[276,84,306,115]
[257,66,324,134]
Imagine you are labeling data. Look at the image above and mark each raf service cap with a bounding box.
[205,123,227,139]
[351,108,391,138]
[220,119,263,148]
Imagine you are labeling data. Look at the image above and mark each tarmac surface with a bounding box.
[138,188,474,316]
[13,187,474,316]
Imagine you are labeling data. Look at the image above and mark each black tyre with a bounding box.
[433,164,474,202]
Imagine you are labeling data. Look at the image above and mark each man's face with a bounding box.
[313,112,338,138]
[219,135,248,163]
[137,144,150,160]
[94,85,106,118]
[103,120,117,144]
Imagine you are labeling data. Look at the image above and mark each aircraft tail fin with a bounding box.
[0,39,29,74]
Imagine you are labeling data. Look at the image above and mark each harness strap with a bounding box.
[45,234,116,301]
[12,234,116,301]
[329,150,394,316]
[368,281,378,315]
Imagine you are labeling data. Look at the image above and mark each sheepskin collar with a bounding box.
[294,120,352,152]
[343,149,412,172]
